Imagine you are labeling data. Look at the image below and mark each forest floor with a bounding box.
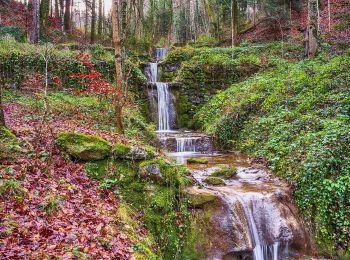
[0,92,147,259]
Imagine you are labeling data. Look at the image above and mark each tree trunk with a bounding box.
[185,0,191,42]
[84,0,88,36]
[112,0,124,133]
[328,0,331,32]
[306,0,318,58]
[91,0,96,43]
[0,85,5,127]
[30,0,40,43]
[55,0,59,18]
[98,0,103,37]
[64,0,71,32]
[59,0,64,31]
[231,0,238,46]
[40,0,50,39]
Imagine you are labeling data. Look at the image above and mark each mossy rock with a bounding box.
[185,187,218,207]
[56,132,111,161]
[204,177,226,186]
[0,127,16,140]
[114,143,131,157]
[211,166,237,179]
[114,144,155,160]
[187,158,209,164]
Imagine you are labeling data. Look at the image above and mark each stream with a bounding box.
[145,48,315,260]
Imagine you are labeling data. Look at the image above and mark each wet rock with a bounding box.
[204,177,226,186]
[56,132,111,161]
[211,166,237,179]
[185,187,218,207]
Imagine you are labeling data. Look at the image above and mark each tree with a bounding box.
[59,0,64,31]
[112,0,124,133]
[231,0,238,47]
[97,0,103,37]
[30,0,40,43]
[306,0,318,58]
[40,0,50,39]
[64,0,71,32]
[0,84,5,127]
[91,0,96,43]
[55,0,59,18]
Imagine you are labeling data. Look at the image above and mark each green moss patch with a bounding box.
[0,127,16,140]
[204,177,226,186]
[114,143,132,157]
[187,158,209,164]
[210,166,237,179]
[56,132,111,161]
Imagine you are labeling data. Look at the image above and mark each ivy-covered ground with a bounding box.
[196,52,350,257]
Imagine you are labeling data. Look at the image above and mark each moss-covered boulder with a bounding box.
[114,144,156,160]
[56,132,111,161]
[187,157,209,164]
[204,177,226,186]
[185,186,218,207]
[211,166,237,179]
[0,127,16,140]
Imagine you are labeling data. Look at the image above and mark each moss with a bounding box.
[117,203,160,259]
[186,187,217,207]
[85,160,109,180]
[187,158,209,164]
[152,188,176,209]
[114,143,132,158]
[204,177,226,186]
[210,166,237,179]
[0,127,16,140]
[56,132,111,161]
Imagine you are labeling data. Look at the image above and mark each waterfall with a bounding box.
[145,48,175,132]
[157,83,172,131]
[243,200,282,260]
[176,138,196,152]
[156,48,168,61]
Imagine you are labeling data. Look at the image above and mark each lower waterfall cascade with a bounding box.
[145,48,314,260]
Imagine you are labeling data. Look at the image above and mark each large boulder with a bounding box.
[56,132,111,161]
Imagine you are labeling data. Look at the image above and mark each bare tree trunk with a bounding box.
[30,0,40,43]
[55,0,59,18]
[84,0,88,36]
[91,0,96,43]
[64,0,71,32]
[328,0,331,32]
[59,0,64,31]
[98,0,103,37]
[306,0,318,58]
[112,0,124,133]
[231,0,238,47]
[0,85,5,127]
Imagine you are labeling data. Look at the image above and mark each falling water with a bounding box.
[157,83,172,131]
[147,63,158,83]
[145,48,175,131]
[176,138,197,152]
[156,48,168,61]
[243,199,281,260]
